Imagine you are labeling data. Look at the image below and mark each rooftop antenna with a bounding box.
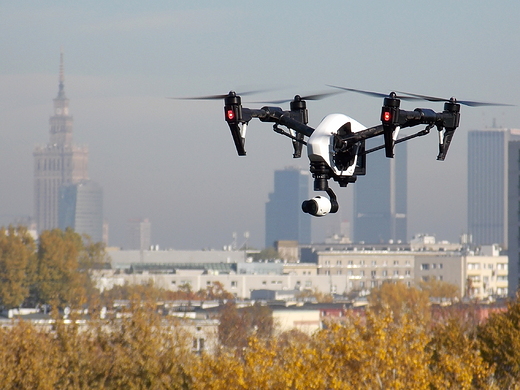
[58,47,66,98]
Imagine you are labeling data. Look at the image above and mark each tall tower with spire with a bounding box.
[33,52,89,232]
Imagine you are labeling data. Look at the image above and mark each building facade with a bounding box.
[265,167,311,248]
[33,52,89,233]
[354,141,407,244]
[59,180,103,242]
[468,128,520,248]
[507,140,520,296]
[100,243,507,301]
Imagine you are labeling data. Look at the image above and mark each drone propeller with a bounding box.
[326,85,424,101]
[254,90,344,105]
[394,91,514,107]
[169,89,271,100]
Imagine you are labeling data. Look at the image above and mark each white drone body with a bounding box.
[307,113,367,178]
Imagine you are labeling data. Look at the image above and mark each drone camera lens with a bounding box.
[302,199,318,215]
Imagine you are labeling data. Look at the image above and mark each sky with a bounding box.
[1,1,520,250]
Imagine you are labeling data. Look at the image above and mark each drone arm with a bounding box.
[254,106,315,137]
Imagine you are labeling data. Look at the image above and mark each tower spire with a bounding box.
[57,48,66,98]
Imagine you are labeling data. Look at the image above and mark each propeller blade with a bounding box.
[396,91,514,107]
[253,90,345,105]
[326,85,425,102]
[169,89,272,100]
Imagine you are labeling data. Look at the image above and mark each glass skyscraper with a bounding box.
[353,141,407,244]
[59,180,103,243]
[265,167,311,248]
[468,129,520,247]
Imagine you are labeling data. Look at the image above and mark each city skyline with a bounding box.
[1,2,519,250]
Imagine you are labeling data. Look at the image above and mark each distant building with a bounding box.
[33,52,90,233]
[508,140,520,296]
[101,238,507,301]
[354,141,407,244]
[468,128,520,247]
[127,218,151,250]
[265,168,311,248]
[59,180,103,243]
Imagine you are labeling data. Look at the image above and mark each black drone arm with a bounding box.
[224,91,315,156]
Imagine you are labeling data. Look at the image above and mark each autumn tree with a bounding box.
[197,281,234,301]
[419,278,459,302]
[218,301,273,349]
[477,295,520,388]
[32,228,88,308]
[369,280,431,324]
[0,226,36,309]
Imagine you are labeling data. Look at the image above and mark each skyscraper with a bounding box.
[127,218,151,251]
[265,167,311,248]
[468,128,520,247]
[33,52,89,233]
[59,180,103,243]
[353,141,407,244]
[507,140,520,296]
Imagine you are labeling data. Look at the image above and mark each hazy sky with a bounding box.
[1,1,519,250]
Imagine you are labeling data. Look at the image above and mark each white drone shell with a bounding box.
[307,113,366,176]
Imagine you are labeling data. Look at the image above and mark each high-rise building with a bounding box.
[353,142,407,244]
[58,180,103,243]
[265,167,311,248]
[33,52,89,233]
[127,218,151,251]
[507,140,520,296]
[468,129,520,248]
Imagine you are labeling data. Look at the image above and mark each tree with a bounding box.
[33,228,87,308]
[477,295,520,388]
[218,302,273,349]
[368,281,431,324]
[0,225,36,308]
[419,278,459,303]
[427,317,496,389]
[251,247,280,261]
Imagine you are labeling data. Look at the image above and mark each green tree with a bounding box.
[251,247,280,261]
[0,225,36,308]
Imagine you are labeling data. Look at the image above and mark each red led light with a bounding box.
[226,109,235,121]
[383,111,391,122]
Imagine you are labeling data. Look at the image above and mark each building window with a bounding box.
[382,270,388,277]
[337,260,342,265]
[394,270,399,276]
[421,263,430,270]
[348,260,353,266]
[371,270,376,278]
[371,261,377,266]
[231,281,237,288]
[360,270,365,277]
[393,261,399,266]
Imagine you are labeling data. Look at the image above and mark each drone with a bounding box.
[177,86,511,217]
